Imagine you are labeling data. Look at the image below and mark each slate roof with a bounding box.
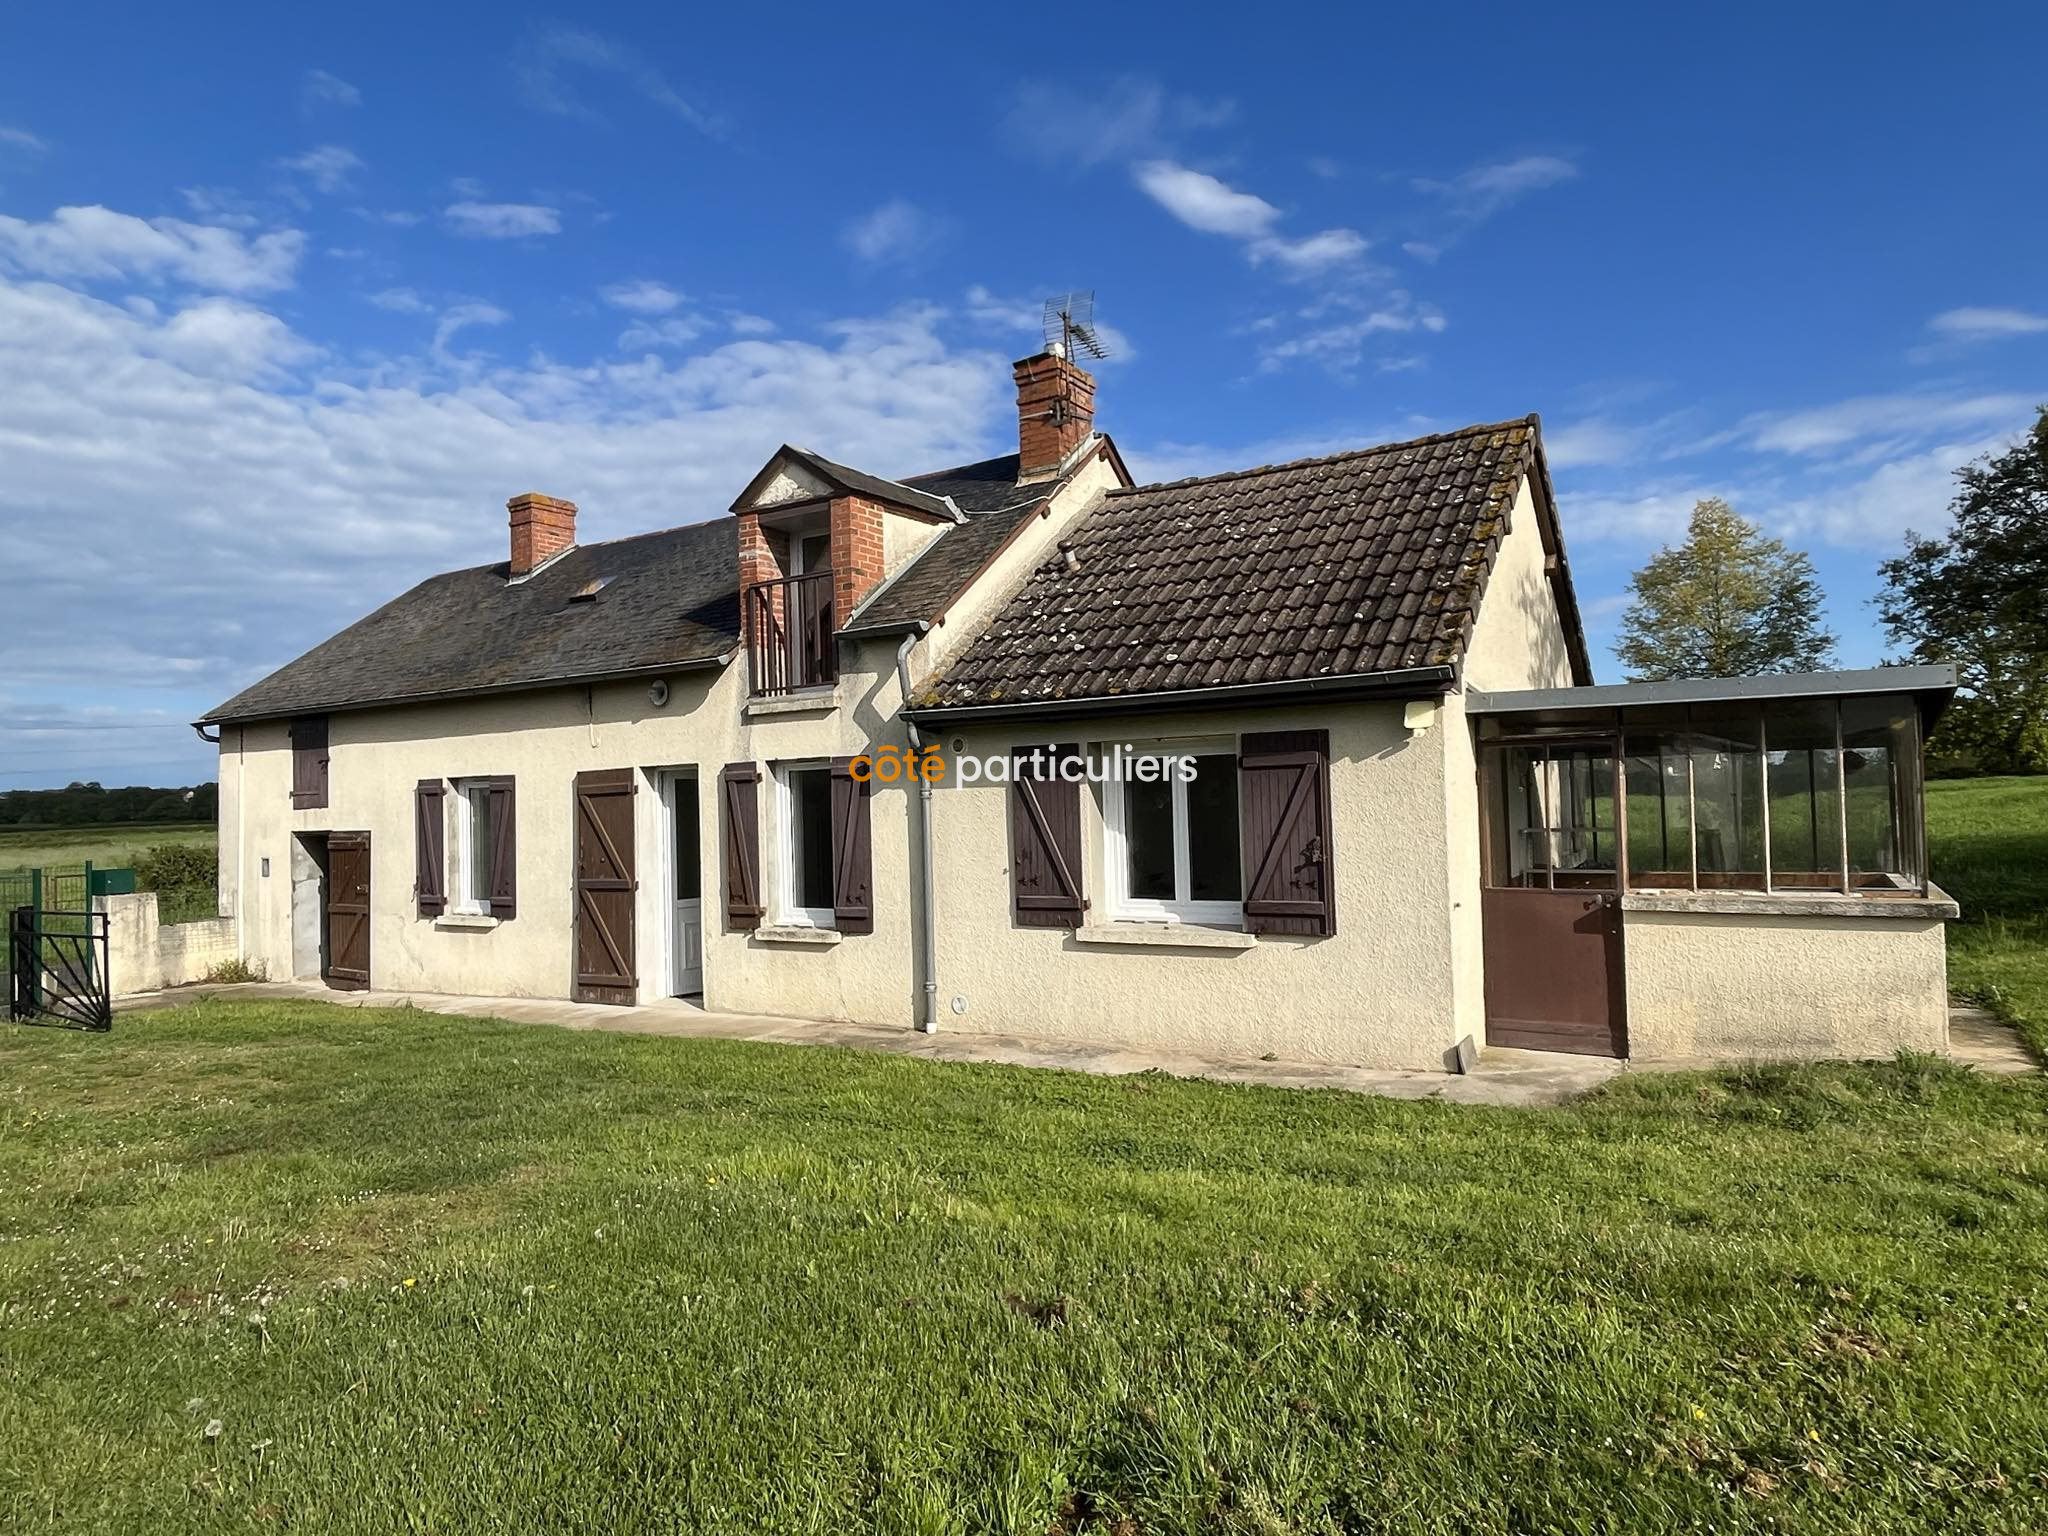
[900,452,1045,514]
[911,418,1570,713]
[204,521,740,724]
[758,446,962,521]
[204,449,1092,724]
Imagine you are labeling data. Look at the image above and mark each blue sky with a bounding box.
[2,3,2043,788]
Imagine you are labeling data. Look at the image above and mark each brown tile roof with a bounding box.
[911,417,1563,712]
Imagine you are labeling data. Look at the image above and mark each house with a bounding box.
[200,349,1959,1070]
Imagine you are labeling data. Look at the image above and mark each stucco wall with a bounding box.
[1460,479,1575,696]
[1443,480,1579,1049]
[1623,908,1950,1061]
[215,454,1123,1024]
[922,700,1469,1070]
[101,891,237,995]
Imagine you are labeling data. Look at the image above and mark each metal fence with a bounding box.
[0,865,134,979]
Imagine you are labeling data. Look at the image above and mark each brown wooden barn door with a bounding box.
[324,831,371,991]
[574,769,637,1005]
[1478,740,1627,1056]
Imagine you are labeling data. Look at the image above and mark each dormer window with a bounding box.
[744,504,837,696]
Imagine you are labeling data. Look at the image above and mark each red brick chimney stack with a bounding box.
[507,492,577,576]
[1014,350,1096,481]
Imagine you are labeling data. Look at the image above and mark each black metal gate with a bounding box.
[8,906,112,1031]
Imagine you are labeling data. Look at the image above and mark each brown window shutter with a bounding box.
[486,777,517,920]
[1239,729,1336,936]
[291,716,329,809]
[829,756,873,934]
[1010,744,1084,929]
[720,762,763,931]
[415,779,446,917]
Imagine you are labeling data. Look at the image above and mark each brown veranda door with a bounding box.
[574,769,637,1005]
[1479,740,1627,1057]
[324,831,371,991]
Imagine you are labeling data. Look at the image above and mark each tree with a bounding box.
[1878,406,2048,774]
[1616,498,1837,680]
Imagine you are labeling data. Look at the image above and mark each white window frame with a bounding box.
[451,780,495,916]
[1102,736,1244,929]
[772,760,835,928]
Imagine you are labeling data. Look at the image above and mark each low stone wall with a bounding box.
[98,891,239,996]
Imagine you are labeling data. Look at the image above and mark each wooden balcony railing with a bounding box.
[747,571,836,696]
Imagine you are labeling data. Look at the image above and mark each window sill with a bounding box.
[1073,922,1257,951]
[744,686,841,719]
[754,924,843,946]
[434,912,500,931]
[1620,887,1959,921]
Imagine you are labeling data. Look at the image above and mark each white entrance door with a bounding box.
[669,773,703,995]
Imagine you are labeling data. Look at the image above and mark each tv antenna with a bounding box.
[1042,292,1110,361]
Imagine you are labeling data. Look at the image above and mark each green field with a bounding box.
[0,778,2043,1531]
[0,822,219,924]
[0,820,216,875]
[1930,777,2048,1056]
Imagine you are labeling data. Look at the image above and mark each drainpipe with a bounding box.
[894,626,940,1033]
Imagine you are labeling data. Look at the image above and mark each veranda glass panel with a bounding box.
[1842,697,1921,889]
[1689,707,1764,888]
[1764,700,1843,888]
[1624,737,1692,888]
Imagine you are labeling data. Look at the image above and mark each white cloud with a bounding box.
[1256,292,1444,371]
[600,279,682,314]
[443,201,561,238]
[1133,160,1278,238]
[151,297,316,378]
[0,205,304,292]
[1927,306,2048,342]
[1419,154,1579,215]
[1405,153,1579,254]
[514,26,721,137]
[1004,78,1234,169]
[1544,417,1645,470]
[278,145,363,194]
[368,287,431,313]
[842,199,945,265]
[1249,227,1370,273]
[618,316,705,351]
[0,126,46,153]
[301,70,360,111]
[726,313,776,336]
[430,301,510,363]
[0,230,1010,783]
[1742,392,2033,455]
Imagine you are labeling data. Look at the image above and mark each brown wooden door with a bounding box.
[325,831,371,991]
[1478,739,1627,1056]
[1480,888,1625,1055]
[574,769,637,1005]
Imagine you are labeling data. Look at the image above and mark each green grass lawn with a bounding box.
[0,821,216,876]
[1931,777,2048,1056]
[2,1002,2046,1533]
[1,779,2044,1531]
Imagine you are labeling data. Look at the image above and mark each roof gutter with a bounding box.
[892,625,941,1035]
[902,665,1457,727]
[200,649,736,728]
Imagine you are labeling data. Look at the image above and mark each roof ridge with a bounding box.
[898,449,1021,485]
[417,513,737,582]
[1113,415,1539,498]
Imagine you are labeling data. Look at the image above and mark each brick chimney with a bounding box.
[507,492,576,576]
[1014,350,1096,481]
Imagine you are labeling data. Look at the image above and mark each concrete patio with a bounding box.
[120,980,1625,1108]
[115,981,2036,1106]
